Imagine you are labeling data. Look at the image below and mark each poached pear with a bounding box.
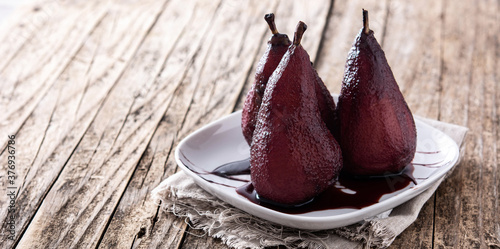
[337,10,417,176]
[241,13,291,145]
[242,14,338,145]
[251,22,343,205]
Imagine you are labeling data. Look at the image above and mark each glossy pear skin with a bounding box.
[251,38,343,205]
[314,68,338,139]
[241,37,337,145]
[242,15,337,146]
[241,34,290,145]
[338,28,416,176]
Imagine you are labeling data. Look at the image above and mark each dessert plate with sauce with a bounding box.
[175,110,460,230]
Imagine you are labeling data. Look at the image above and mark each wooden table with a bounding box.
[1,0,498,248]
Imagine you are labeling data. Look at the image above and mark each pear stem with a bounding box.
[293,21,307,46]
[265,13,279,35]
[362,9,370,34]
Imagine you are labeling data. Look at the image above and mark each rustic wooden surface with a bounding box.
[0,0,498,248]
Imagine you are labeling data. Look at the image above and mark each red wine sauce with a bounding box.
[211,159,251,176]
[180,151,444,214]
[236,164,416,214]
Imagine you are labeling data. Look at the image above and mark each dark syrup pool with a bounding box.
[212,159,416,214]
[179,150,440,215]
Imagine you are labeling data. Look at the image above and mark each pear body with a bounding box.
[314,70,338,139]
[338,28,416,176]
[241,34,290,145]
[242,37,337,145]
[251,43,343,205]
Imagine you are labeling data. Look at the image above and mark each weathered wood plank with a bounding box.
[97,0,225,247]
[0,1,119,246]
[0,1,89,71]
[432,0,475,247]
[433,0,500,248]
[5,0,171,248]
[0,0,106,152]
[0,0,167,236]
[0,4,39,71]
[472,2,500,247]
[493,3,500,247]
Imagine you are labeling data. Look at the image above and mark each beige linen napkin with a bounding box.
[152,117,468,249]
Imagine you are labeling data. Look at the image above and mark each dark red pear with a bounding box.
[242,14,337,145]
[250,22,343,205]
[337,9,417,176]
[241,13,291,145]
[314,61,338,140]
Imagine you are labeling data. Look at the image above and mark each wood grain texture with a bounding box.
[433,0,500,248]
[0,0,498,248]
[99,0,225,247]
[3,0,171,248]
[0,0,106,151]
[433,0,478,248]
